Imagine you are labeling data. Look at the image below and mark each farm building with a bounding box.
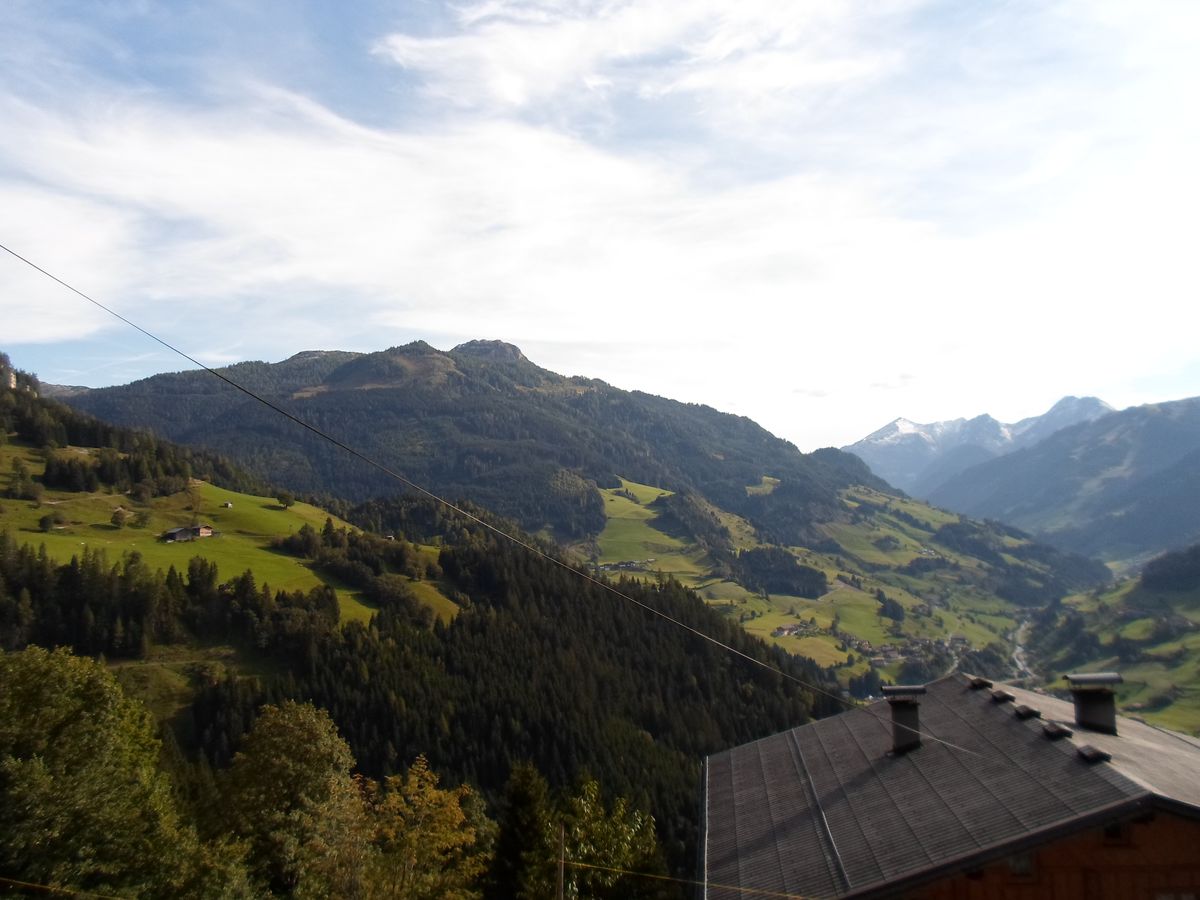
[700,672,1200,898]
[161,524,216,542]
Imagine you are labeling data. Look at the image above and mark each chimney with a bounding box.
[882,685,927,754]
[1065,673,1122,735]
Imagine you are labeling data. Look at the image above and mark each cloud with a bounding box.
[373,0,903,136]
[0,183,134,341]
[869,375,916,391]
[1,0,1199,449]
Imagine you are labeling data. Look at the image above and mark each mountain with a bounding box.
[50,343,1113,690]
[844,396,1114,496]
[0,362,861,892]
[37,382,93,399]
[0,365,839,880]
[928,396,1200,564]
[62,341,888,546]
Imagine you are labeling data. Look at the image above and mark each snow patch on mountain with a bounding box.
[843,397,1114,496]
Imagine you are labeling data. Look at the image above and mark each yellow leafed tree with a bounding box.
[367,755,494,900]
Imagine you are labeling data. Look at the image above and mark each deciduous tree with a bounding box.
[520,777,672,900]
[0,646,251,897]
[223,699,369,895]
[367,755,493,900]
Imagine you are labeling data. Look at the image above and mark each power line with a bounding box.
[563,859,817,899]
[0,241,995,762]
[1,241,852,696]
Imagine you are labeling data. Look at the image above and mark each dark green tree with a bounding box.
[223,700,368,895]
[0,646,252,897]
[490,763,553,899]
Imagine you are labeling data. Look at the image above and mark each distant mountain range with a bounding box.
[847,394,1200,564]
[927,397,1200,564]
[843,396,1114,497]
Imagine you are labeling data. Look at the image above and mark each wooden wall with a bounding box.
[910,811,1200,900]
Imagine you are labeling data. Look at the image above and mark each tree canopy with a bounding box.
[0,647,251,898]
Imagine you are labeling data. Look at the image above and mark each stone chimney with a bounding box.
[1065,673,1122,735]
[882,685,927,754]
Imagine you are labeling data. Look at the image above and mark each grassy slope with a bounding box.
[831,487,1017,643]
[0,442,454,626]
[1035,580,1200,734]
[588,478,1023,684]
[2,439,465,731]
[595,479,709,583]
[109,641,287,742]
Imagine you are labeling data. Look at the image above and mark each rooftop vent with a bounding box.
[1065,673,1122,735]
[1014,705,1041,720]
[969,676,994,690]
[991,689,1015,704]
[1043,721,1074,740]
[1077,745,1113,764]
[882,685,926,754]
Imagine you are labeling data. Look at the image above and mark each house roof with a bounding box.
[701,673,1200,899]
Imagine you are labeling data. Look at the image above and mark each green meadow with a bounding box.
[588,475,1024,686]
[0,442,452,626]
[1035,580,1200,734]
[595,478,710,583]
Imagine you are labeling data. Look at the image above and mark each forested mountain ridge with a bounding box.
[927,396,1200,565]
[0,352,263,498]
[43,344,1112,688]
[1,364,833,895]
[60,340,888,545]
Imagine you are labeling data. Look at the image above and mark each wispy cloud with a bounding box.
[1,1,1199,447]
[373,0,904,150]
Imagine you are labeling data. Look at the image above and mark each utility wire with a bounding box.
[0,240,995,762]
[563,859,816,899]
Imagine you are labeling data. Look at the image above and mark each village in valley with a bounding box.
[771,616,971,670]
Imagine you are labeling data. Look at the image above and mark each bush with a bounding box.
[38,512,65,532]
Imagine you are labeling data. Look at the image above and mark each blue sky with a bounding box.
[3,0,1199,449]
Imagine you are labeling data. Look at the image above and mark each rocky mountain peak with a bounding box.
[451,340,527,364]
[844,396,1113,496]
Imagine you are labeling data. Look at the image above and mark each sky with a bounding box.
[2,0,1199,451]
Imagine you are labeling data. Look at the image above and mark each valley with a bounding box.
[0,372,841,891]
[4,6,1199,895]
[580,475,1090,693]
[1026,556,1200,734]
[2,347,1197,900]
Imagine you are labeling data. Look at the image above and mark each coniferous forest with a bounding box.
[0,364,838,898]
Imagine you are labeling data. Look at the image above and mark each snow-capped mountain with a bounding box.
[843,396,1114,496]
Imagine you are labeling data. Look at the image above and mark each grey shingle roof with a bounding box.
[701,673,1200,899]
